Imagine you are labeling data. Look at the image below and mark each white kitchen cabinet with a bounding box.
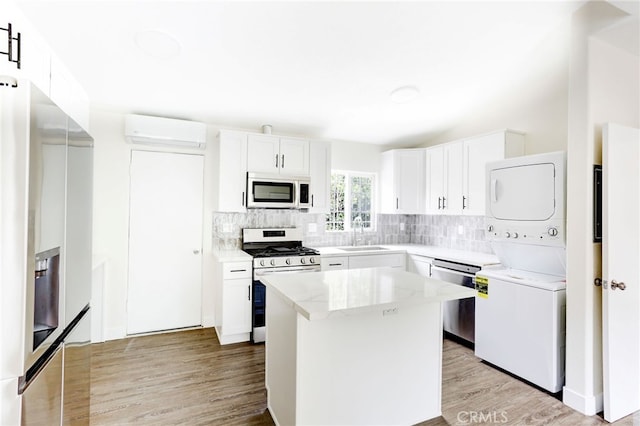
[308,140,331,213]
[214,259,252,344]
[407,254,434,277]
[380,149,426,214]
[0,7,90,130]
[462,130,525,215]
[320,256,348,271]
[0,5,50,94]
[348,253,406,270]
[426,143,463,214]
[216,130,248,212]
[247,134,309,176]
[426,130,525,216]
[50,55,90,131]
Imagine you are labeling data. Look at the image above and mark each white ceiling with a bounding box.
[16,1,591,146]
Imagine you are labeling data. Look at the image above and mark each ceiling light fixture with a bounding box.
[134,30,181,59]
[390,85,420,104]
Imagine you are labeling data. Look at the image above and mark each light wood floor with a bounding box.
[89,328,638,425]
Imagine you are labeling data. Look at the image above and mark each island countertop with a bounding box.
[260,267,476,321]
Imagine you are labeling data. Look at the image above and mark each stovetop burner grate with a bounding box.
[244,246,320,258]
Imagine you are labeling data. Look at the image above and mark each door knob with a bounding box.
[193,249,201,254]
[610,280,626,291]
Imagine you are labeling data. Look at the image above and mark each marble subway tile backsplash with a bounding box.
[409,215,492,254]
[212,210,491,254]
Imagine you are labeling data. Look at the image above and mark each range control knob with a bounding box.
[270,259,276,266]
[309,257,316,264]
[285,258,291,265]
[259,259,265,267]
[300,258,306,264]
[512,232,519,239]
[548,227,559,237]
[504,232,511,238]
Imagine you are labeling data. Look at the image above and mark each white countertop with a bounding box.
[261,267,476,321]
[212,249,252,262]
[315,244,500,267]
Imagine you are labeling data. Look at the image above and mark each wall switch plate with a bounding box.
[458,225,464,235]
[400,223,405,231]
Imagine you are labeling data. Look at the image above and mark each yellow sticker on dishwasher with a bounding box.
[476,276,488,299]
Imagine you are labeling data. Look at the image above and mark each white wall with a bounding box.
[563,1,639,415]
[331,140,384,173]
[417,20,571,155]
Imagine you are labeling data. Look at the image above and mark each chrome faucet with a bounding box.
[352,216,364,246]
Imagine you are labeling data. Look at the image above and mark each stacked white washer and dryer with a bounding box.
[475,151,567,393]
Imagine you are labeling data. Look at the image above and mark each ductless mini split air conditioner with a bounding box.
[124,114,207,149]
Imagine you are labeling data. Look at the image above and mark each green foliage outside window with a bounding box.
[326,172,374,231]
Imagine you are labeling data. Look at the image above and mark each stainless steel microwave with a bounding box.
[247,173,311,209]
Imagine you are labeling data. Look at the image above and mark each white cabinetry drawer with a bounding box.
[222,262,252,279]
[321,256,349,271]
[348,253,406,270]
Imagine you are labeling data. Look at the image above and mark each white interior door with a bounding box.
[127,150,204,335]
[602,123,640,422]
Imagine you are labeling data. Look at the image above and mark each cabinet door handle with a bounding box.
[311,194,314,207]
[329,263,342,266]
[281,154,285,169]
[438,197,442,209]
[396,198,399,210]
[248,285,251,300]
[242,191,245,207]
[442,196,446,209]
[275,154,279,168]
[230,269,247,272]
[462,195,466,209]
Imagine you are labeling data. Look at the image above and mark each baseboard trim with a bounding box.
[562,386,603,415]
[214,327,250,345]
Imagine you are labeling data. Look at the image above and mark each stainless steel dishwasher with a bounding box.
[430,258,481,345]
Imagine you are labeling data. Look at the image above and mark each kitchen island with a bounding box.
[261,267,476,426]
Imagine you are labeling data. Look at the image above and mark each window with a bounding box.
[326,171,375,231]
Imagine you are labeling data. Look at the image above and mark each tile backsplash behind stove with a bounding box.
[212,211,491,254]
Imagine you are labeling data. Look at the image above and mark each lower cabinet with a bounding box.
[214,259,252,345]
[348,253,406,270]
[321,253,406,271]
[320,256,348,271]
[407,254,434,277]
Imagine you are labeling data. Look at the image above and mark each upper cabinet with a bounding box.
[0,6,90,131]
[247,134,310,176]
[216,130,248,213]
[215,130,330,212]
[426,143,463,214]
[308,140,331,213]
[426,130,525,215]
[380,149,426,214]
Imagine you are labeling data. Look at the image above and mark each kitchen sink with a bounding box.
[337,246,388,252]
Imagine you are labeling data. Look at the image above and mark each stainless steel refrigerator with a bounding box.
[0,79,93,424]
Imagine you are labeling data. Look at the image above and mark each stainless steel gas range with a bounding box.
[242,228,320,343]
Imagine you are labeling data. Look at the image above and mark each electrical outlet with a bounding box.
[458,225,464,235]
[399,223,405,231]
